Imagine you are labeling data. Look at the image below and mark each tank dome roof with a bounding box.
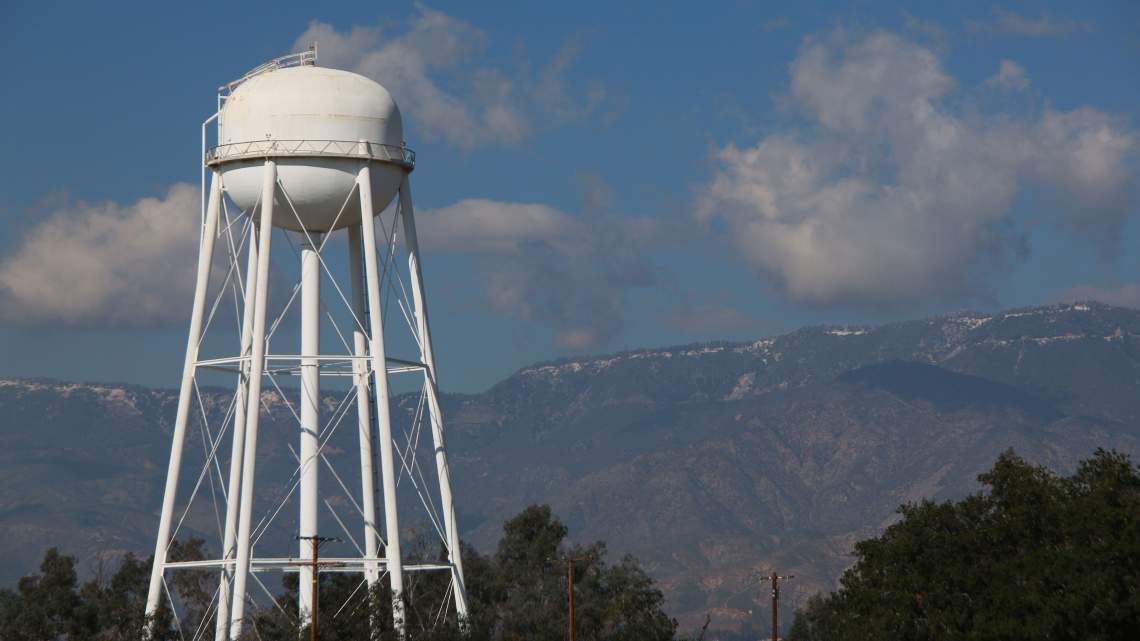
[219,66,404,147]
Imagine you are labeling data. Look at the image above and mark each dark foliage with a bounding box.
[0,547,179,641]
[788,449,1140,641]
[0,505,678,641]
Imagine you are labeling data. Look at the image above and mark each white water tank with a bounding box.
[213,65,410,232]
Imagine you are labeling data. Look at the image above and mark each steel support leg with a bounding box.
[298,232,322,623]
[145,170,223,633]
[357,163,406,636]
[214,221,260,641]
[228,160,277,640]
[348,224,381,589]
[397,176,470,621]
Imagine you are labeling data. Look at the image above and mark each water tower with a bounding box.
[143,50,469,640]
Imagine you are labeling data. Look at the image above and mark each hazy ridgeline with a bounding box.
[3,450,1138,640]
[5,302,1140,637]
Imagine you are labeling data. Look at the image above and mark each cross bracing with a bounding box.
[144,160,469,641]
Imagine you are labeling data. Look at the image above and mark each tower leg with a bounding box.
[397,177,470,621]
[145,170,223,633]
[357,164,406,635]
[298,232,322,623]
[348,224,381,589]
[228,160,277,640]
[214,221,260,641]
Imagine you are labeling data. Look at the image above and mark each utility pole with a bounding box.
[550,556,589,641]
[296,535,341,641]
[568,559,575,641]
[768,572,794,641]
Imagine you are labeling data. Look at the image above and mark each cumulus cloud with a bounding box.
[0,184,201,325]
[966,7,1094,37]
[986,59,1029,92]
[0,182,655,347]
[535,40,608,125]
[698,31,1137,307]
[415,198,658,349]
[294,5,607,151]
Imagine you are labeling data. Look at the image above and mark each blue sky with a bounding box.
[1,1,1137,392]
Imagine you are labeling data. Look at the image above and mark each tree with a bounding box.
[241,505,678,641]
[487,504,677,641]
[0,547,179,641]
[1,508,679,641]
[0,548,81,641]
[787,449,1140,641]
[76,552,172,641]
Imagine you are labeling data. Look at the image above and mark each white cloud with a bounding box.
[967,7,1094,37]
[0,184,201,325]
[416,198,658,349]
[415,200,579,253]
[0,184,658,348]
[986,59,1029,92]
[1031,108,1136,229]
[0,183,658,348]
[903,14,948,51]
[294,5,606,151]
[535,41,608,125]
[698,31,1137,307]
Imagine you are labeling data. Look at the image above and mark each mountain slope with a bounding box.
[2,302,1139,636]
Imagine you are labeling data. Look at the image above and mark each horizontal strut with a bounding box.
[162,558,453,574]
[196,354,428,369]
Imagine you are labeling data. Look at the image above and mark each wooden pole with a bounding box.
[568,560,575,641]
[296,536,340,641]
[770,572,777,641]
[551,556,587,641]
[767,572,794,641]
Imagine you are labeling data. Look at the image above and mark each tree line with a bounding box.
[0,505,679,641]
[788,448,1140,641]
[4,449,1139,640]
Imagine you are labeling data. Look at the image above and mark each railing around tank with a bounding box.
[205,140,415,169]
[219,50,317,94]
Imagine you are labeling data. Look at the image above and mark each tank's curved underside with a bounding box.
[220,157,405,232]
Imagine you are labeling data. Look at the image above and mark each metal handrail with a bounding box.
[206,139,415,169]
[220,50,317,94]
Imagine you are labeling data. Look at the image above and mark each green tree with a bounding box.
[489,504,676,641]
[788,449,1140,641]
[1,508,678,641]
[239,505,677,641]
[75,552,173,641]
[0,548,81,641]
[0,547,179,641]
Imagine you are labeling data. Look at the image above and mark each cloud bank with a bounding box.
[0,184,201,326]
[698,31,1137,307]
[416,198,658,349]
[294,5,608,151]
[0,185,658,350]
[966,7,1094,38]
[986,59,1029,92]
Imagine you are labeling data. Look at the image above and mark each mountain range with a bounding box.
[2,301,1139,637]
